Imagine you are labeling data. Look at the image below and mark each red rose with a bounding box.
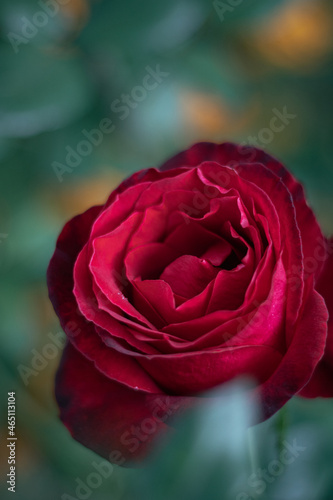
[48,142,332,464]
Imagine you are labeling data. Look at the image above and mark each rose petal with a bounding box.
[160,255,218,299]
[47,206,102,322]
[74,244,160,354]
[257,282,328,417]
[89,212,155,326]
[137,345,283,394]
[55,342,189,463]
[125,242,179,281]
[165,220,231,258]
[300,240,333,397]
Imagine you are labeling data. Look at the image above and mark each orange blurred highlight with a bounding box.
[250,1,333,71]
[180,90,258,139]
[180,91,229,136]
[60,0,90,29]
[48,171,124,218]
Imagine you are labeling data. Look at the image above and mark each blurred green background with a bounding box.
[1,0,333,498]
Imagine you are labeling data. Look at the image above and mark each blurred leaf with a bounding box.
[125,386,333,500]
[78,0,209,58]
[128,380,257,500]
[0,45,94,137]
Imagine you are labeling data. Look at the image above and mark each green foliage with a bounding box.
[126,384,333,500]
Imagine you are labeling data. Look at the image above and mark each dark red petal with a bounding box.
[159,142,225,171]
[316,239,333,313]
[205,258,287,352]
[125,242,179,281]
[197,162,281,253]
[105,166,190,207]
[206,260,254,313]
[132,279,176,326]
[159,255,218,299]
[137,345,283,394]
[47,206,102,322]
[55,342,189,463]
[201,239,233,266]
[132,276,215,331]
[165,220,229,257]
[230,162,304,342]
[89,213,154,326]
[73,243,159,355]
[300,240,333,397]
[238,145,326,281]
[90,182,151,244]
[146,257,286,352]
[299,322,333,398]
[257,283,328,417]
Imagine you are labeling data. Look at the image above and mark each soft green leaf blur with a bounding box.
[0,0,333,498]
[128,383,333,500]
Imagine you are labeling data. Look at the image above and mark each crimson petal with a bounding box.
[55,342,189,463]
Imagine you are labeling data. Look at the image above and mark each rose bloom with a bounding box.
[48,142,333,464]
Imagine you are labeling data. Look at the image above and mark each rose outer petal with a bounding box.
[55,342,190,463]
[258,284,328,416]
[136,345,283,394]
[300,240,333,397]
[47,205,102,335]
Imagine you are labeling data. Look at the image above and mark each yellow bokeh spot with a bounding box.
[180,91,229,136]
[60,0,90,29]
[180,90,259,140]
[45,171,123,219]
[249,0,333,71]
